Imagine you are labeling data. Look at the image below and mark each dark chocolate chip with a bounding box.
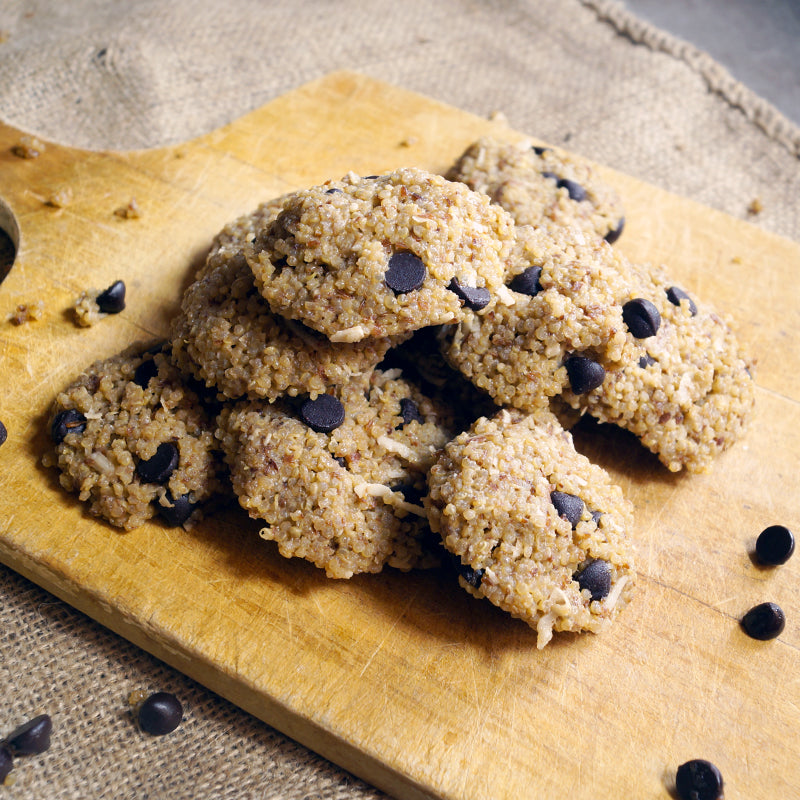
[398,397,423,427]
[541,171,559,182]
[333,456,348,469]
[5,714,52,755]
[95,280,126,314]
[603,217,625,244]
[299,394,345,433]
[556,178,587,202]
[133,357,159,388]
[622,298,661,339]
[0,746,12,782]
[741,601,785,640]
[666,286,698,316]
[508,265,542,297]
[591,510,603,525]
[157,492,197,527]
[363,175,379,179]
[50,409,87,443]
[531,145,549,155]
[564,356,605,394]
[755,525,795,566]
[675,759,724,800]
[638,354,655,368]
[550,491,584,528]
[457,561,484,589]
[137,692,183,736]
[385,251,426,294]
[0,420,7,447]
[324,188,341,194]
[448,278,491,310]
[575,559,612,601]
[391,483,424,506]
[136,442,179,484]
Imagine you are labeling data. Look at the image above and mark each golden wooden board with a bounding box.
[0,72,798,799]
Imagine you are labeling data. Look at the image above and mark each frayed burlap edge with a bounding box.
[580,0,800,159]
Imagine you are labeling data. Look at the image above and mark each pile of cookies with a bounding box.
[43,138,755,648]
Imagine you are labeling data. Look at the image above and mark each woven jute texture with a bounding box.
[0,1,798,798]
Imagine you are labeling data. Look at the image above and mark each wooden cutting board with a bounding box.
[1,71,798,799]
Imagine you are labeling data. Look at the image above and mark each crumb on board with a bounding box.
[0,30,9,44]
[398,137,418,147]
[11,136,45,159]
[73,290,103,327]
[45,187,73,208]
[747,197,763,216]
[114,197,141,219]
[488,110,509,125]
[7,300,45,325]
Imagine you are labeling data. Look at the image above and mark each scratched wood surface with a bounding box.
[0,72,798,799]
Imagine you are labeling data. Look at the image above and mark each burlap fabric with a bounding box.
[1,1,798,797]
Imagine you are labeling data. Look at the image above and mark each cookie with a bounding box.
[170,239,405,402]
[42,344,225,530]
[440,224,628,412]
[561,261,756,473]
[425,408,635,648]
[244,168,516,341]
[216,368,457,578]
[446,137,626,244]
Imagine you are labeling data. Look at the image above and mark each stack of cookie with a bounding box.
[44,142,755,647]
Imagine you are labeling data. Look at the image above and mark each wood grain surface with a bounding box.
[0,71,798,799]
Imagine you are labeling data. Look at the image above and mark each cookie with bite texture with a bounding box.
[244,168,516,341]
[425,408,635,648]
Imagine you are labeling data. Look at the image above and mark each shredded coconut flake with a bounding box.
[330,325,367,343]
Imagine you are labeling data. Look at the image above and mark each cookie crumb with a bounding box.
[747,197,763,216]
[398,137,418,147]
[44,187,73,209]
[488,110,508,125]
[11,136,45,159]
[127,689,149,707]
[114,197,141,219]
[8,300,45,325]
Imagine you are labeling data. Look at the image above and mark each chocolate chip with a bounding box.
[508,265,542,297]
[137,692,183,736]
[531,145,549,156]
[398,397,423,427]
[324,188,341,194]
[50,409,87,443]
[136,442,179,484]
[541,171,559,182]
[675,759,724,800]
[741,601,785,640]
[158,492,197,527]
[622,298,661,338]
[448,278,491,310]
[666,286,698,316]
[556,178,587,202]
[564,355,605,394]
[755,525,795,566]
[299,394,345,433]
[133,357,159,388]
[457,561,484,589]
[638,354,655,368]
[604,217,625,244]
[4,714,52,755]
[550,491,584,528]
[0,746,12,782]
[575,559,612,601]
[95,280,126,314]
[333,455,347,469]
[385,251,426,294]
[0,420,6,447]
[591,510,603,525]
[391,483,424,506]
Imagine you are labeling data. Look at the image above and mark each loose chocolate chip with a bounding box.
[604,217,625,244]
[385,251,426,294]
[622,298,661,338]
[675,759,724,800]
[136,442,179,484]
[741,601,785,640]
[133,357,159,388]
[5,714,52,755]
[550,491,584,528]
[448,278,491,310]
[556,178,587,202]
[0,746,12,782]
[50,409,87,443]
[755,525,795,566]
[638,354,656,368]
[564,356,605,394]
[575,559,612,601]
[508,265,542,297]
[158,492,197,527]
[299,394,345,433]
[531,145,549,155]
[398,397,423,427]
[666,286,698,316]
[137,692,183,736]
[0,420,7,447]
[95,280,126,314]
